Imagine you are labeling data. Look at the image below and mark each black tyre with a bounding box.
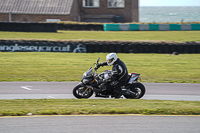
[72,84,93,99]
[124,82,146,99]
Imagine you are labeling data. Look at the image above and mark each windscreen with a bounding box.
[83,67,93,77]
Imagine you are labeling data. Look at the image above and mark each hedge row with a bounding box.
[0,22,103,31]
[0,22,57,32]
[57,23,103,31]
[0,40,200,53]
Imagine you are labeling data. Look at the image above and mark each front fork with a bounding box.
[80,79,99,94]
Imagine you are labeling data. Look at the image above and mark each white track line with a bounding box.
[21,86,32,91]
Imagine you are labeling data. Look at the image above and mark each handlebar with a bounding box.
[94,62,100,72]
[94,67,98,71]
[94,63,97,71]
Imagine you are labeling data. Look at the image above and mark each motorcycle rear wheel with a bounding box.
[124,82,146,99]
[73,84,93,99]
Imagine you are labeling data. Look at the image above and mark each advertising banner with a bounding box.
[0,42,87,53]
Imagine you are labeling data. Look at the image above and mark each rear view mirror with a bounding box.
[97,57,100,63]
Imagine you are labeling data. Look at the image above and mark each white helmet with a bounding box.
[106,53,118,66]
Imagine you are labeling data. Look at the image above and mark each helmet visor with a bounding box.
[108,59,112,63]
[106,58,114,66]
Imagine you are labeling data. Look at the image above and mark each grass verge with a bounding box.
[0,99,199,116]
[0,31,200,42]
[0,53,200,83]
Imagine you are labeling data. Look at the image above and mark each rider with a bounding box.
[96,53,129,98]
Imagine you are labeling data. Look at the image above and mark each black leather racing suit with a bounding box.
[99,58,129,94]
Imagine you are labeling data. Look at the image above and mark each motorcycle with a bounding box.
[73,58,146,99]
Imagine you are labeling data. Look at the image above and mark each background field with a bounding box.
[0,53,199,83]
[0,31,200,42]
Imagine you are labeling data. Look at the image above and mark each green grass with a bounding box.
[0,31,200,42]
[0,99,199,116]
[0,53,200,83]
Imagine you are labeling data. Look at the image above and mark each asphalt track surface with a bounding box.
[0,82,200,101]
[1,115,200,133]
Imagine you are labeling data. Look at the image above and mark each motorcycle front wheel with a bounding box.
[72,84,93,99]
[124,82,146,99]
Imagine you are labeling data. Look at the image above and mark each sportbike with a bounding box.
[73,58,146,99]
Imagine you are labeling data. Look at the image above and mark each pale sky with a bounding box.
[140,0,200,6]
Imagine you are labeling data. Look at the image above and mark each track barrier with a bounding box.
[104,24,200,31]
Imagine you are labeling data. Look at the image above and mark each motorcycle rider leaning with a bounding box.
[96,53,132,98]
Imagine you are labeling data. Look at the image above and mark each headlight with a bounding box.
[83,72,87,77]
[83,79,89,84]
